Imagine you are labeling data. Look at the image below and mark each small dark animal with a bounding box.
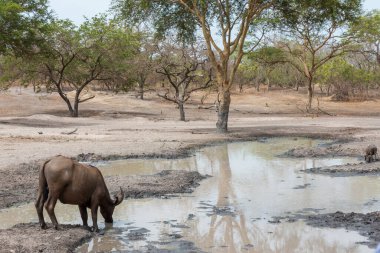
[35,155,124,232]
[365,145,378,163]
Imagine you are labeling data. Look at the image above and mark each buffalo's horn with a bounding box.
[114,187,124,206]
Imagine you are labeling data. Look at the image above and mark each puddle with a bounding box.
[0,138,378,252]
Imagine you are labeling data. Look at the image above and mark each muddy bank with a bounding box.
[0,223,92,253]
[106,170,207,198]
[303,161,380,176]
[0,161,40,208]
[283,143,360,158]
[271,210,380,248]
[304,211,380,248]
[0,159,206,209]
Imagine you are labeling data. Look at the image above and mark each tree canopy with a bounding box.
[11,16,140,117]
[0,0,51,55]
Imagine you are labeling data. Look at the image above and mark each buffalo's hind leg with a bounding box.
[45,194,59,230]
[35,186,48,229]
[79,205,90,230]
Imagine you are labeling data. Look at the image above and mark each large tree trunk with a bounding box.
[216,89,231,133]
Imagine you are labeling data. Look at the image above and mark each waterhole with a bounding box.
[0,138,378,252]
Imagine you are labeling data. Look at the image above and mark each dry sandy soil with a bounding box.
[2,86,380,251]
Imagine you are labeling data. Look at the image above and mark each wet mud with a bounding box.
[0,161,40,209]
[274,211,380,248]
[0,223,92,253]
[303,161,380,176]
[105,170,206,198]
[305,211,380,248]
[283,144,359,158]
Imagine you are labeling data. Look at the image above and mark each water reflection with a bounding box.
[0,138,375,252]
[195,145,251,253]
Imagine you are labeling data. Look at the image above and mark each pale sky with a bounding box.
[49,0,380,25]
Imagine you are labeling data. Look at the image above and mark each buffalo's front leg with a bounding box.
[79,205,90,230]
[90,203,99,232]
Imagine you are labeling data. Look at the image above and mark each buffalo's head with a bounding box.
[100,187,124,223]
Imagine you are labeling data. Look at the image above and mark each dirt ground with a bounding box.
[2,86,380,251]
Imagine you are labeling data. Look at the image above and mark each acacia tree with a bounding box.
[156,42,213,121]
[274,0,361,110]
[23,16,139,117]
[113,0,273,133]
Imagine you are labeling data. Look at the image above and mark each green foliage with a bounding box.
[0,0,51,55]
[275,0,362,31]
[112,0,198,43]
[239,53,303,89]
[247,46,286,65]
[350,10,380,43]
[112,0,273,44]
[318,57,376,86]
[349,10,380,66]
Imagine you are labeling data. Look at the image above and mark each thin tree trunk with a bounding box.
[178,102,185,121]
[307,77,313,111]
[295,80,300,91]
[137,76,146,100]
[73,92,80,117]
[138,83,144,100]
[55,84,76,117]
[216,89,231,133]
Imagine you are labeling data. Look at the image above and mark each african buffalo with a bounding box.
[35,155,124,232]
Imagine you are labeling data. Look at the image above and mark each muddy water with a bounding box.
[0,138,378,252]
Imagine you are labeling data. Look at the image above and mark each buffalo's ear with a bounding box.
[113,187,124,206]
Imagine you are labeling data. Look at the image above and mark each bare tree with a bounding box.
[132,35,158,99]
[156,42,213,121]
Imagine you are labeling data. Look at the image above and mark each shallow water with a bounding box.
[1,138,378,252]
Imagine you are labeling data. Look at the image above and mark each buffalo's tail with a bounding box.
[35,160,50,227]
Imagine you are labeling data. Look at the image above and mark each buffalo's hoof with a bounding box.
[54,225,59,230]
[91,227,100,233]
[40,223,47,229]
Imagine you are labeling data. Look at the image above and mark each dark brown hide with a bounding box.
[35,156,124,232]
[365,145,378,163]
